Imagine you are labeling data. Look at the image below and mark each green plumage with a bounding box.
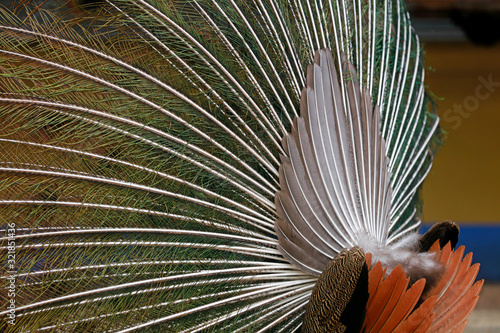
[0,0,440,331]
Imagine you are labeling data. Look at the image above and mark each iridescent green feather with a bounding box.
[0,0,439,331]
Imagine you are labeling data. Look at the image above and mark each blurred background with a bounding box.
[409,0,500,331]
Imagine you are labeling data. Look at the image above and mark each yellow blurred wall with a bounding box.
[422,42,500,223]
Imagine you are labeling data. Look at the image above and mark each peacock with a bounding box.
[0,0,483,332]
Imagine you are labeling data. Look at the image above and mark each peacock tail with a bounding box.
[0,0,481,332]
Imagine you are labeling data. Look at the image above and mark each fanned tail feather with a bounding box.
[0,0,480,332]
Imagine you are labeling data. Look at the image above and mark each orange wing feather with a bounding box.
[363,265,404,331]
[362,242,483,333]
[377,279,426,333]
[363,266,425,333]
[366,261,386,308]
[427,244,483,333]
[392,295,438,333]
[365,266,410,332]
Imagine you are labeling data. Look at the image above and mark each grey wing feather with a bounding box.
[275,49,392,273]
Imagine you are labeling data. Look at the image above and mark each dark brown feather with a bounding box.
[419,221,459,252]
[301,247,368,333]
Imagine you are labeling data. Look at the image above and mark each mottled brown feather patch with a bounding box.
[302,247,367,333]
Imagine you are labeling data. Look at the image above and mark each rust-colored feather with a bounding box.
[430,244,465,298]
[363,265,409,332]
[365,252,373,269]
[366,261,386,305]
[450,319,469,333]
[362,242,482,333]
[392,295,438,333]
[377,279,426,333]
[434,253,474,314]
[424,242,483,333]
[430,278,483,332]
[363,265,427,333]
